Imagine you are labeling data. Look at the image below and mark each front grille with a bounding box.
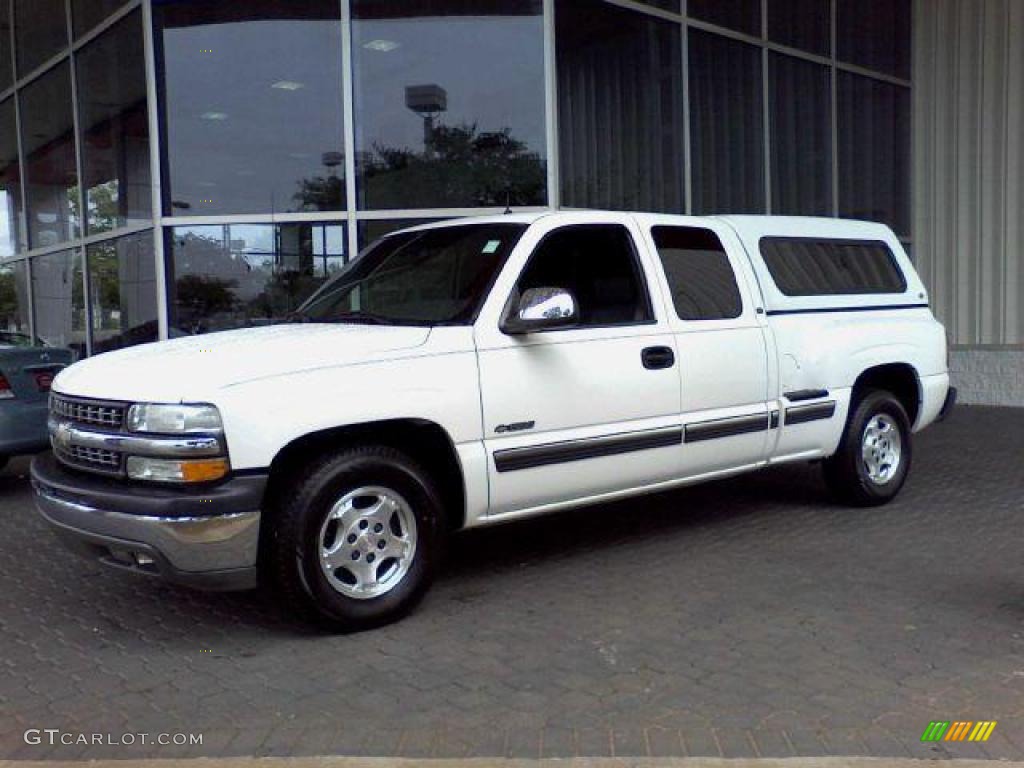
[50,395,129,476]
[51,395,127,430]
[54,443,122,474]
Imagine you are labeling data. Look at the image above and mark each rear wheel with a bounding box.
[823,389,912,506]
[269,445,444,631]
[0,456,7,472]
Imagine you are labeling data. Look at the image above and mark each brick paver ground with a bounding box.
[1,406,1022,761]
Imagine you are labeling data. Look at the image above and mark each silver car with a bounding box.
[0,332,72,471]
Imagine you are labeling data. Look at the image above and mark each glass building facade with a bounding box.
[0,0,911,355]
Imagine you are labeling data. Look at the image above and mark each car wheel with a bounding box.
[823,389,912,507]
[0,455,7,472]
[270,445,444,631]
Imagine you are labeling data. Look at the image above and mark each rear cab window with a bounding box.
[759,237,907,296]
[651,226,743,320]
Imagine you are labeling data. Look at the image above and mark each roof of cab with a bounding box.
[386,212,900,247]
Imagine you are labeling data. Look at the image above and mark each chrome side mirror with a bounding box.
[502,286,578,334]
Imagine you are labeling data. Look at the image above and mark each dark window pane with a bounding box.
[14,0,67,76]
[77,10,151,235]
[0,260,30,338]
[21,63,78,247]
[689,30,764,214]
[652,226,742,320]
[87,231,157,353]
[688,0,760,36]
[767,0,829,56]
[31,249,86,359]
[0,2,12,90]
[353,0,546,209]
[0,98,25,256]
[837,72,910,236]
[557,0,684,213]
[169,222,347,335]
[760,238,906,295]
[518,225,652,327]
[156,1,345,216]
[769,53,831,215]
[837,0,910,79]
[303,223,525,325]
[72,0,128,38]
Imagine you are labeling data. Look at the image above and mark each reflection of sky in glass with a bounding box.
[161,15,344,215]
[176,224,345,258]
[0,191,12,258]
[354,16,546,157]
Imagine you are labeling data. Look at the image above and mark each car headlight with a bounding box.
[127,403,223,434]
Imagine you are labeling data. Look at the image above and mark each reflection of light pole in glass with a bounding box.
[322,151,343,178]
[405,84,447,157]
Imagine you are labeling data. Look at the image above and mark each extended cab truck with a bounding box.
[32,212,956,630]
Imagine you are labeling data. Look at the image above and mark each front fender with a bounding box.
[212,350,483,471]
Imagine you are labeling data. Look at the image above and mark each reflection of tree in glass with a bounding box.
[176,274,237,329]
[90,248,121,314]
[65,186,83,235]
[0,269,19,330]
[247,270,324,321]
[174,228,344,334]
[86,181,120,233]
[293,174,344,212]
[347,123,545,209]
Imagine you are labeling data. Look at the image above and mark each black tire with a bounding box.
[0,455,7,472]
[269,445,445,632]
[823,389,913,507]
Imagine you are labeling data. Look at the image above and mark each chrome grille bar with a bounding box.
[50,395,127,429]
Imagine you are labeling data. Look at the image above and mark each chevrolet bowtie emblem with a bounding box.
[55,422,73,450]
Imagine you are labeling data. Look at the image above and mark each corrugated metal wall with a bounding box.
[913,0,1024,347]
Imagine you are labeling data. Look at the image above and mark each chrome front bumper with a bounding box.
[33,471,261,591]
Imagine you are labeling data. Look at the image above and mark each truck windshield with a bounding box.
[295,223,528,326]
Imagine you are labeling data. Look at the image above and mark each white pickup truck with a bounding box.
[32,211,955,630]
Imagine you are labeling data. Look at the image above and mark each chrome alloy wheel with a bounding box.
[318,486,418,600]
[861,413,902,485]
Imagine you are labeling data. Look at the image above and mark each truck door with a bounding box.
[474,218,683,518]
[641,222,771,476]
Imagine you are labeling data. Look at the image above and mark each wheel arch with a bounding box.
[851,362,922,427]
[262,418,467,533]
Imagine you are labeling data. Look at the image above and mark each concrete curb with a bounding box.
[3,758,1024,768]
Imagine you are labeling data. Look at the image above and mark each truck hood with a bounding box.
[54,324,432,403]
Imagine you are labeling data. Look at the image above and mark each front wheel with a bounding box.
[269,445,445,631]
[823,389,912,507]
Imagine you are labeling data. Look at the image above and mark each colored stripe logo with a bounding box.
[921,721,997,742]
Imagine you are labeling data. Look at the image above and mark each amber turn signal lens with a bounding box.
[180,458,231,483]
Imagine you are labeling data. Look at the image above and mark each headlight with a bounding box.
[127,403,223,434]
[126,456,230,484]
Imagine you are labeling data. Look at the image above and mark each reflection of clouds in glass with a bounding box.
[160,10,345,215]
[351,4,547,209]
[354,17,545,154]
